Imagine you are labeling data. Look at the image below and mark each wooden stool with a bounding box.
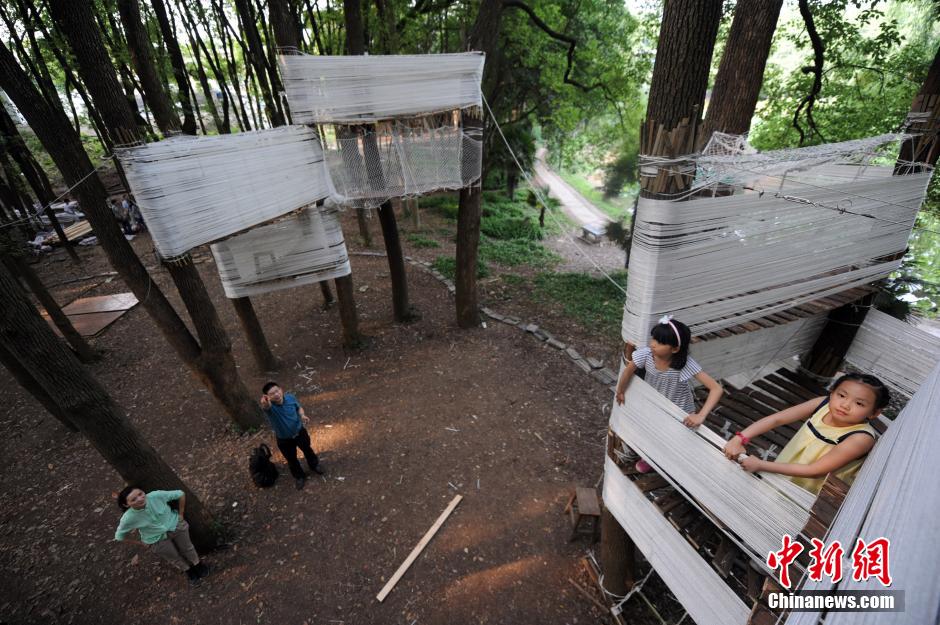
[564,487,601,542]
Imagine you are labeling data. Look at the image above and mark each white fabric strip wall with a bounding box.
[603,455,751,625]
[609,378,812,561]
[119,126,332,258]
[210,206,350,298]
[622,165,931,344]
[844,309,940,396]
[690,314,826,381]
[279,53,485,123]
[785,361,940,625]
[324,123,482,208]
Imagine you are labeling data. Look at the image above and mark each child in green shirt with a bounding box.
[114,487,208,584]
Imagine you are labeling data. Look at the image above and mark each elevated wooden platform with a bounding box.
[691,286,876,344]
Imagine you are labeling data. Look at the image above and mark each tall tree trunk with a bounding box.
[604,0,724,590]
[232,0,285,127]
[701,0,784,142]
[210,0,252,131]
[16,5,262,431]
[0,340,77,431]
[3,255,98,363]
[117,0,181,136]
[343,0,412,321]
[454,0,501,329]
[0,260,219,549]
[174,0,227,133]
[150,0,198,135]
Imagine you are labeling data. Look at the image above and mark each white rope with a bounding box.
[609,377,815,560]
[689,314,827,381]
[118,126,333,258]
[279,52,484,124]
[844,309,940,397]
[603,455,752,625]
[621,164,931,344]
[210,205,350,298]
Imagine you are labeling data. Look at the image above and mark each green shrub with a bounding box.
[406,233,440,249]
[432,255,489,280]
[479,237,560,267]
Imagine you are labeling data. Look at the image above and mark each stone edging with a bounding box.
[348,251,619,389]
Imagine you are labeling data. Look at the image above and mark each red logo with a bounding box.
[767,534,804,589]
[768,536,892,589]
[808,538,844,583]
[851,537,892,586]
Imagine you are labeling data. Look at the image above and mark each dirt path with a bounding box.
[530,153,626,276]
[0,212,634,625]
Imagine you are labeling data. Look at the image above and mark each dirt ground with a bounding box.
[0,206,654,625]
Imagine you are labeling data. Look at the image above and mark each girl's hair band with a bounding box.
[659,314,682,348]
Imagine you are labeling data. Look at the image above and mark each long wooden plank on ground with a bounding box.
[376,494,463,602]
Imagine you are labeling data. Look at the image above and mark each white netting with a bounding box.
[210,205,349,298]
[323,118,482,209]
[278,52,484,123]
[693,132,907,191]
[118,126,332,258]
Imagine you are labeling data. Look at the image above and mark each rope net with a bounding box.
[323,115,482,210]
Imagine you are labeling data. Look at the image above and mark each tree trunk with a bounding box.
[645,0,723,133]
[150,0,198,135]
[0,260,219,549]
[701,0,784,142]
[230,296,279,371]
[4,255,98,363]
[319,281,335,308]
[896,45,940,173]
[7,11,261,431]
[269,0,302,51]
[454,0,501,329]
[334,274,364,349]
[342,0,365,55]
[117,0,181,136]
[0,340,77,431]
[600,507,635,595]
[232,0,285,127]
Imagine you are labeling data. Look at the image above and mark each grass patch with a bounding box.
[432,255,489,280]
[406,233,440,249]
[500,274,527,287]
[533,271,628,336]
[558,170,634,220]
[422,193,460,220]
[479,237,560,267]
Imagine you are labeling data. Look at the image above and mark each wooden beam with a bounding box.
[376,494,463,602]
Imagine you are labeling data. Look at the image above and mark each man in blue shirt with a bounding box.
[260,382,323,489]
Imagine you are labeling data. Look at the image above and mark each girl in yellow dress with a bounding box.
[722,373,890,494]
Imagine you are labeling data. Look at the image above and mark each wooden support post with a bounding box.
[230,296,279,371]
[600,506,636,596]
[319,281,335,308]
[334,274,364,349]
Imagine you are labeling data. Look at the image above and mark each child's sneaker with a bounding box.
[635,459,653,473]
